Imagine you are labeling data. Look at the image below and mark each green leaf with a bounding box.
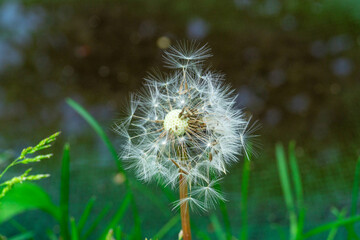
[0,182,60,223]
[152,215,180,239]
[60,144,70,239]
[99,192,132,239]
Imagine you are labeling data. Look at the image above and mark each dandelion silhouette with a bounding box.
[115,41,256,239]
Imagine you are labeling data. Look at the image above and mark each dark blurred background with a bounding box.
[1,0,360,239]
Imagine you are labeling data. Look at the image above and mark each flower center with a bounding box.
[163,109,188,136]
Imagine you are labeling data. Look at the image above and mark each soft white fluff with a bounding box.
[115,42,256,211]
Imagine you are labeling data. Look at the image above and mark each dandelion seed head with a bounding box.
[163,109,189,136]
[115,41,258,211]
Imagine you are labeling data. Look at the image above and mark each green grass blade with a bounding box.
[303,215,360,238]
[195,231,211,240]
[70,217,79,240]
[66,98,142,238]
[327,208,346,240]
[131,178,176,202]
[7,232,34,240]
[191,221,211,240]
[240,155,251,240]
[219,199,232,240]
[66,98,123,172]
[82,204,111,240]
[115,226,122,240]
[213,182,231,239]
[326,227,337,240]
[276,143,297,240]
[152,215,180,239]
[347,157,360,239]
[130,181,170,216]
[77,196,96,233]
[9,220,27,233]
[210,214,226,240]
[66,98,172,196]
[128,193,142,239]
[288,141,305,239]
[60,143,70,240]
[351,157,360,216]
[99,192,132,239]
[274,225,287,240]
[46,229,58,240]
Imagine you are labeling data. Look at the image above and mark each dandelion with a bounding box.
[114,41,257,239]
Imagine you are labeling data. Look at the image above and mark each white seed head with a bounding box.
[163,109,188,136]
[115,41,257,211]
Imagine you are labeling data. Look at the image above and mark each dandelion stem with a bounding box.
[179,171,192,240]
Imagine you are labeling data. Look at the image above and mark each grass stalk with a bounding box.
[240,152,251,240]
[351,157,360,216]
[66,98,142,238]
[152,215,180,239]
[288,142,305,239]
[276,143,297,240]
[60,144,70,240]
[210,214,225,239]
[303,215,360,238]
[77,196,96,233]
[82,204,111,240]
[100,192,131,239]
[327,208,347,240]
[70,217,79,240]
[347,157,360,239]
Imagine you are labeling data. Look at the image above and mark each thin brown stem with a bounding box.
[179,171,192,240]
